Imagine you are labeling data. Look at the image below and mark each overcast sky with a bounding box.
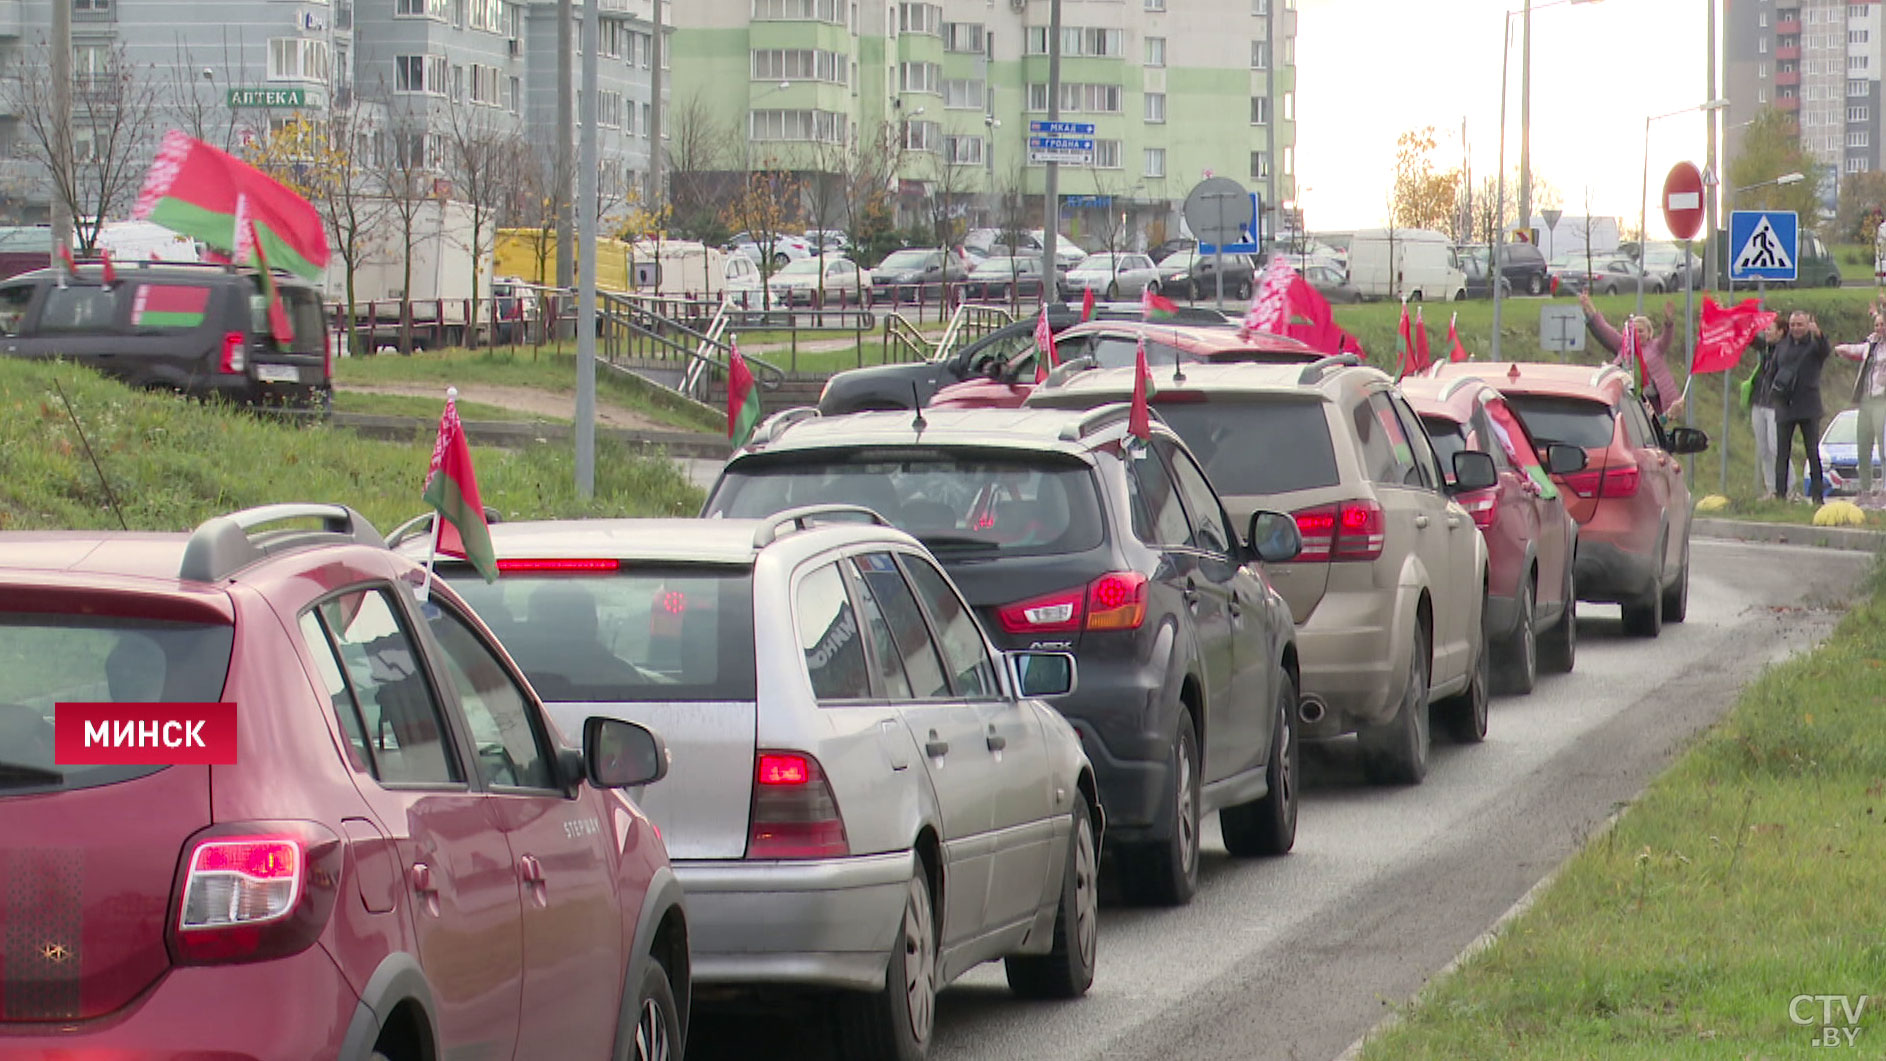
[1295,0,1713,236]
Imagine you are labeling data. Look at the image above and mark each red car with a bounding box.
[928,321,1324,410]
[1426,362,1709,638]
[1400,374,1586,691]
[0,504,687,1060]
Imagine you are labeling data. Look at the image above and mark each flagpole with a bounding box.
[418,386,455,604]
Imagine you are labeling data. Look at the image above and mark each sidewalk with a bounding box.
[1692,516,1886,553]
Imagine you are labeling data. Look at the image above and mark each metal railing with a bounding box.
[935,302,1016,363]
[881,313,934,364]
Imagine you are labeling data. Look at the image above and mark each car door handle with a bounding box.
[1414,515,1431,528]
[1228,592,1243,618]
[1182,580,1200,606]
[925,731,950,758]
[518,855,545,885]
[1446,515,1464,529]
[409,862,437,896]
[986,726,1007,752]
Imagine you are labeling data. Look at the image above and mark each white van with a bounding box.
[1346,228,1468,302]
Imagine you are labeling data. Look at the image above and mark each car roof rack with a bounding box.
[753,504,893,548]
[384,506,505,550]
[1058,401,1136,441]
[1296,353,1362,386]
[749,406,820,448]
[179,503,385,583]
[1439,375,1484,401]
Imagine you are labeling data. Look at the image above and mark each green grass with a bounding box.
[1833,243,1877,284]
[332,391,540,423]
[1360,562,1886,1059]
[0,359,704,533]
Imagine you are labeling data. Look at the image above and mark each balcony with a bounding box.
[1777,18,1802,35]
[1777,94,1800,112]
[1776,69,1800,86]
[1777,44,1800,61]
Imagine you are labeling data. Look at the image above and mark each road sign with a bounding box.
[1196,193,1263,254]
[1183,178,1254,247]
[1539,305,1586,353]
[1029,120,1097,137]
[1729,209,1798,282]
[1028,135,1094,165]
[1662,162,1705,241]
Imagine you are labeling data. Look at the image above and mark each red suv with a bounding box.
[1429,363,1708,638]
[1400,374,1586,690]
[0,504,688,1060]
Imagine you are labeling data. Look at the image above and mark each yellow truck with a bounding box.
[494,230,747,298]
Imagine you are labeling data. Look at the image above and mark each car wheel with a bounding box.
[621,958,681,1061]
[1453,288,1467,301]
[1236,279,1253,301]
[1004,797,1098,998]
[1359,620,1431,784]
[1539,564,1577,674]
[1409,289,1424,302]
[1620,534,1665,638]
[1495,579,1538,696]
[1220,671,1299,857]
[831,872,935,1061]
[773,253,790,269]
[1828,272,1845,289]
[1437,605,1491,743]
[1527,274,1546,296]
[1662,537,1690,623]
[1117,714,1200,906]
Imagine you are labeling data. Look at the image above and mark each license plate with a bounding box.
[256,364,300,383]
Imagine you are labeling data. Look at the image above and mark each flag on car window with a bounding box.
[1081,287,1096,322]
[1447,312,1469,362]
[1413,307,1432,373]
[728,339,761,448]
[1141,285,1179,322]
[1483,398,1559,500]
[248,217,294,345]
[1129,336,1157,441]
[422,389,498,584]
[130,283,211,329]
[1033,303,1057,383]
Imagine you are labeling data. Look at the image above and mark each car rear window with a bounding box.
[709,452,1106,558]
[251,283,327,354]
[1503,395,1615,449]
[1152,400,1341,496]
[1421,415,1469,472]
[441,566,757,702]
[36,285,119,333]
[0,615,234,793]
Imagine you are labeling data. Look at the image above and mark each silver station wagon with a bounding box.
[410,507,1101,1059]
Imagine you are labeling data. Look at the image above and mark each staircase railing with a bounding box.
[882,312,934,364]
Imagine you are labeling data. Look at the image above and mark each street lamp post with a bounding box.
[1638,99,1728,321]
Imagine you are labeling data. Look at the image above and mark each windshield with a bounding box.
[879,250,935,270]
[709,453,1106,558]
[1078,255,1122,272]
[442,566,757,702]
[1163,252,1200,270]
[777,258,825,276]
[974,258,1028,275]
[1153,400,1341,496]
[0,614,234,792]
[1504,395,1616,449]
[1823,410,1859,445]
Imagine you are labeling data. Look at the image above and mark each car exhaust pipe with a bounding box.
[1297,696,1327,727]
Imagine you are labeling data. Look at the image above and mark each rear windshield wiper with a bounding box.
[0,762,65,788]
[916,534,1000,552]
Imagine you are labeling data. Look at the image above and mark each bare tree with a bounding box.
[840,121,904,301]
[6,38,162,253]
[368,120,438,353]
[666,90,736,243]
[318,115,388,357]
[443,97,524,347]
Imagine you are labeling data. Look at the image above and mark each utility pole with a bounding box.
[575,0,600,497]
[50,0,72,253]
[1704,0,1720,291]
[1040,0,1062,294]
[1517,0,1533,243]
[648,0,663,211]
[556,0,575,298]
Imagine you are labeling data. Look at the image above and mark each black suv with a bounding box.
[0,262,332,412]
[703,404,1304,906]
[816,302,1233,414]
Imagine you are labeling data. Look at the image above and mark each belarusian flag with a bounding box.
[1141,286,1180,322]
[1447,313,1469,362]
[1081,287,1096,322]
[131,283,211,329]
[132,129,329,282]
[728,341,761,448]
[422,390,498,584]
[248,218,294,345]
[1412,307,1432,374]
[1034,303,1057,384]
[1129,336,1157,441]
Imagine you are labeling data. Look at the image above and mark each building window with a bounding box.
[1852,28,1871,43]
[899,62,941,94]
[598,90,623,127]
[1850,157,1871,174]
[1284,36,1294,63]
[1852,54,1871,70]
[1094,140,1121,169]
[396,0,451,18]
[1850,129,1871,147]
[1851,105,1871,122]
[1146,36,1166,66]
[1252,40,1269,68]
[1759,86,1770,103]
[750,109,849,143]
[470,0,503,32]
[899,2,942,35]
[944,79,985,109]
[1760,10,1768,26]
[1250,151,1269,179]
[507,75,521,112]
[752,0,844,22]
[1145,92,1165,122]
[1144,147,1165,178]
[1253,0,1269,13]
[755,49,848,84]
[1055,83,1122,113]
[943,22,985,53]
[1147,0,1166,8]
[643,102,651,136]
[599,19,624,57]
[1284,146,1294,175]
[1283,91,1294,121]
[944,135,983,165]
[470,63,502,106]
[1027,25,1121,56]
[1853,78,1871,96]
[72,43,113,82]
[395,54,446,94]
[268,38,330,83]
[904,119,940,151]
[1027,82,1049,111]
[1250,95,1270,125]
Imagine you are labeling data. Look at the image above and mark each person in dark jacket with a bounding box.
[1770,310,1832,504]
[1748,318,1788,497]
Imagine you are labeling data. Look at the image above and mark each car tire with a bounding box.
[1662,538,1690,623]
[1828,272,1844,289]
[773,253,790,269]
[1495,579,1538,696]
[1359,620,1431,784]
[831,873,935,1061]
[1527,274,1545,296]
[1437,609,1491,743]
[1004,798,1098,999]
[1409,289,1424,302]
[1539,565,1577,674]
[1220,672,1299,857]
[620,958,682,1061]
[1453,288,1467,301]
[1117,715,1201,907]
[1622,533,1667,638]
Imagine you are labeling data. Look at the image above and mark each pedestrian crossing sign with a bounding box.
[1729,209,1798,282]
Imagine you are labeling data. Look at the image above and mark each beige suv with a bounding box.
[1025,356,1494,784]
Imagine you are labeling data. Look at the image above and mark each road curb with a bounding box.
[1331,806,1631,1061]
[1691,516,1886,553]
[328,412,731,459]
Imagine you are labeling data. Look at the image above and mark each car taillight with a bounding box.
[1563,465,1639,499]
[1290,500,1385,562]
[1085,571,1148,630]
[997,572,1148,633]
[169,823,342,965]
[219,331,246,374]
[1459,489,1500,530]
[996,586,1085,633]
[748,751,849,859]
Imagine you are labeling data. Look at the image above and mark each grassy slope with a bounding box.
[0,359,703,533]
[1361,562,1886,1058]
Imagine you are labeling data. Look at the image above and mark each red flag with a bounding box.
[1141,285,1180,321]
[1033,303,1057,383]
[1081,287,1096,322]
[1395,302,1418,379]
[1413,307,1432,374]
[1245,255,1363,356]
[56,243,76,279]
[100,249,117,288]
[422,390,498,583]
[133,129,329,280]
[249,220,294,346]
[1447,313,1469,362]
[1129,336,1157,441]
[1692,296,1777,375]
[728,340,761,447]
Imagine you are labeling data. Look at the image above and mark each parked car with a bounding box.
[490,275,541,343]
[1156,251,1258,301]
[928,320,1325,410]
[729,231,816,269]
[0,261,332,413]
[1462,242,1550,296]
[1400,374,1586,691]
[814,302,1234,415]
[869,247,968,304]
[1460,253,1513,300]
[805,228,853,254]
[1624,241,1702,293]
[1346,228,1469,302]
[1553,254,1662,297]
[961,256,1064,301]
[1061,253,1162,301]
[413,510,1100,1056]
[1303,262,1362,304]
[1707,228,1844,289]
[704,407,1307,907]
[1817,408,1881,496]
[1150,238,1198,263]
[722,252,765,306]
[1025,358,1495,784]
[1430,361,1708,637]
[0,503,688,1059]
[767,254,871,306]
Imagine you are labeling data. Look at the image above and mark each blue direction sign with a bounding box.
[1029,120,1097,136]
[1729,209,1798,282]
[1027,135,1095,165]
[1197,192,1264,255]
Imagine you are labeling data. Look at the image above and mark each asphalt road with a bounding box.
[684,537,1869,1061]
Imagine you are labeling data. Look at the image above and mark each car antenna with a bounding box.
[910,382,927,433]
[1172,343,1187,385]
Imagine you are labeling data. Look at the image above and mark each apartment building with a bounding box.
[0,0,670,227]
[670,0,1298,247]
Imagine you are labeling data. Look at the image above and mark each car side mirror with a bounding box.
[582,717,669,788]
[1246,510,1303,564]
[1544,443,1588,475]
[1450,450,1499,493]
[1006,651,1078,698]
[1665,426,1709,455]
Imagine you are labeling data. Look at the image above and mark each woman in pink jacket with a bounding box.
[1577,293,1685,418]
